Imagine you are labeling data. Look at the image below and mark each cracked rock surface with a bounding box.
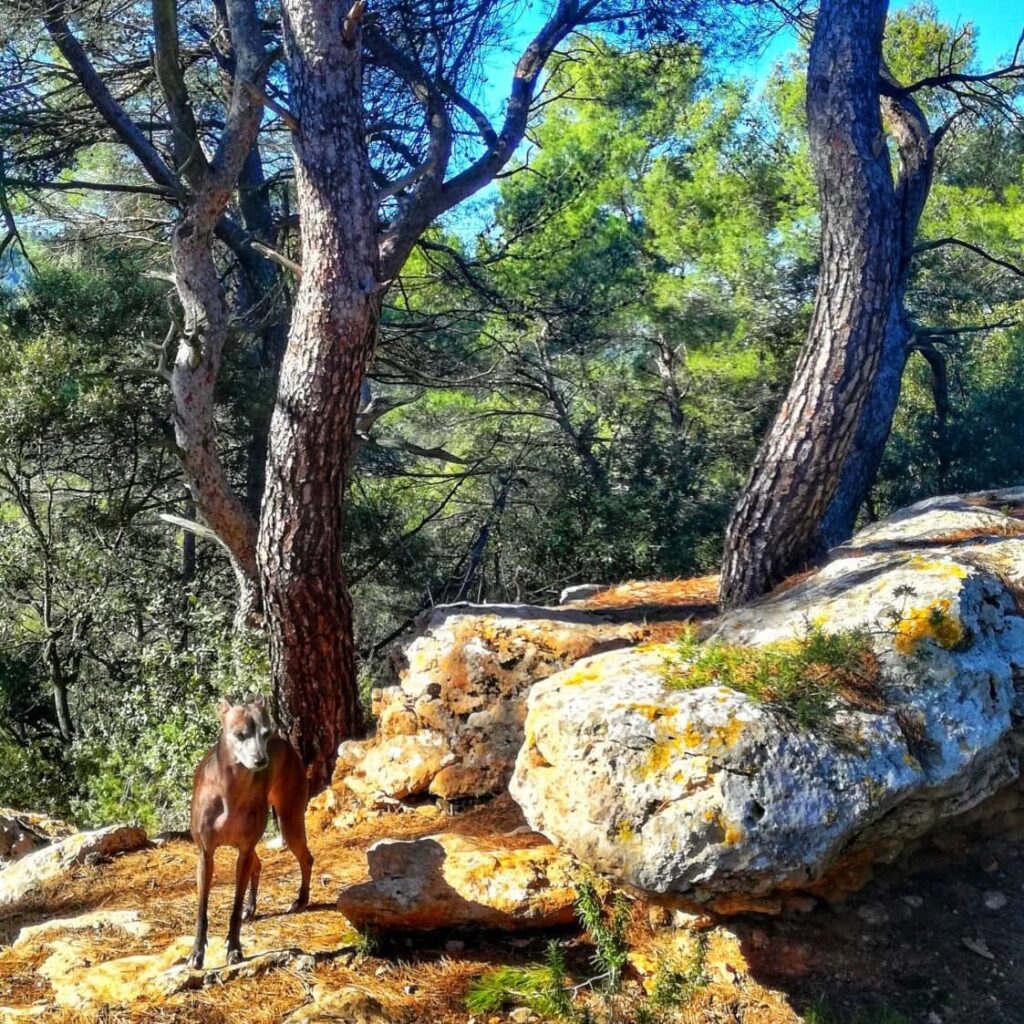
[510,489,1024,913]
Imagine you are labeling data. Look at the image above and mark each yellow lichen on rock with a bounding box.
[908,555,970,579]
[893,598,965,655]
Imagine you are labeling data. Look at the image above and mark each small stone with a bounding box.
[445,939,466,954]
[984,891,1007,910]
[856,903,889,926]
[510,1009,533,1024]
[902,895,924,909]
[962,936,996,960]
[647,905,671,929]
[980,854,1000,873]
[928,1014,942,1024]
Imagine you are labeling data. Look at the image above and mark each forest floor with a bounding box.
[1,788,1023,1024]
[6,549,1024,1023]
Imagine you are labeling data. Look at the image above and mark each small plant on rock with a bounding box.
[663,623,882,731]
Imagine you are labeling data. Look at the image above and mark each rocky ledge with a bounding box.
[510,489,1024,913]
[344,580,715,803]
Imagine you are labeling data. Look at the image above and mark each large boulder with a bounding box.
[510,491,1024,913]
[337,830,579,930]
[353,586,714,803]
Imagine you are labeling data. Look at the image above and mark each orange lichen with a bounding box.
[893,598,966,655]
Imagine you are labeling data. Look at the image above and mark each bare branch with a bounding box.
[913,236,1024,278]
[250,240,303,278]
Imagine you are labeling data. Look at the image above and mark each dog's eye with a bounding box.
[235,731,246,741]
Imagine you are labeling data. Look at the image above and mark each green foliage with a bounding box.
[574,881,631,993]
[0,735,72,819]
[635,935,709,1024]
[0,251,255,826]
[70,700,216,832]
[465,943,576,1019]
[466,885,707,1023]
[664,624,878,730]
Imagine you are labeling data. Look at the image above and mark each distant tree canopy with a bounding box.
[1,2,1023,823]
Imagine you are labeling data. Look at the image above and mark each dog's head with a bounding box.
[218,696,273,771]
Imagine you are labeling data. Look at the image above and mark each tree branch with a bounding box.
[152,0,208,187]
[377,0,595,278]
[913,236,1024,278]
[42,0,179,192]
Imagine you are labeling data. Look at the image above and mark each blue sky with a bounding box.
[482,0,1023,116]
[744,0,1022,78]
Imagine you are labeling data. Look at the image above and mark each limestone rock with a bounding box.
[511,490,1024,911]
[14,909,152,947]
[337,831,578,930]
[0,824,149,915]
[0,810,73,864]
[344,731,456,801]
[285,985,391,1024]
[358,598,699,804]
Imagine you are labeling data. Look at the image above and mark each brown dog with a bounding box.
[186,696,313,969]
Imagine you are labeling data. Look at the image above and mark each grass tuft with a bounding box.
[663,624,881,731]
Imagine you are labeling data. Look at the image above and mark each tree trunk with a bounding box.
[719,0,899,608]
[170,202,262,621]
[819,302,912,547]
[819,79,936,546]
[257,0,379,794]
[237,143,290,516]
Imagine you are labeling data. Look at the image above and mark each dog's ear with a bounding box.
[217,697,231,718]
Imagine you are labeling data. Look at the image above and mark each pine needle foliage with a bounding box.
[465,942,575,1018]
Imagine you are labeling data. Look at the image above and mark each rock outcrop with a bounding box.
[510,490,1024,912]
[337,830,579,930]
[346,583,715,804]
[0,824,149,914]
[0,809,73,864]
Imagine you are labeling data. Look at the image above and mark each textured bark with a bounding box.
[237,144,290,516]
[719,0,899,608]
[821,78,936,546]
[170,202,261,616]
[158,0,268,621]
[257,0,380,793]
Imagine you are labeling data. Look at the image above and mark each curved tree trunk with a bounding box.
[820,79,936,546]
[719,0,899,609]
[257,0,379,793]
[819,299,912,547]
